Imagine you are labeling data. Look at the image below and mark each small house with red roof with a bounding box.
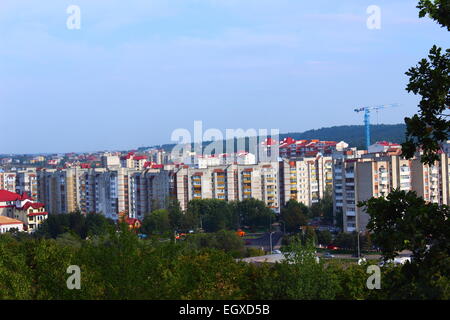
[0,190,48,233]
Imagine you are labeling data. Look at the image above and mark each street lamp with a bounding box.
[356,208,361,259]
[269,231,274,254]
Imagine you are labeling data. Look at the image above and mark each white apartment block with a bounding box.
[174,163,280,212]
[0,172,16,193]
[334,152,450,233]
[37,167,171,221]
[279,156,333,207]
[15,169,38,199]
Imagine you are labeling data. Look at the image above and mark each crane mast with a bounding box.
[354,103,399,149]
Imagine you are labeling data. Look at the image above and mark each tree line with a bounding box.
[2,227,444,300]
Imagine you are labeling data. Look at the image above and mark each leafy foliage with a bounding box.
[417,0,450,30]
[35,212,114,239]
[402,46,450,164]
[280,200,309,232]
[360,189,450,298]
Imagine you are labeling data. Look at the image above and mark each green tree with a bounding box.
[280,199,308,232]
[186,199,234,232]
[316,229,333,246]
[401,1,450,165]
[360,2,450,298]
[85,213,115,237]
[321,186,334,224]
[402,46,450,164]
[360,189,450,298]
[234,198,275,230]
[141,209,171,235]
[167,198,184,231]
[417,0,450,31]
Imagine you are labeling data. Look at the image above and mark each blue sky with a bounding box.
[0,0,448,154]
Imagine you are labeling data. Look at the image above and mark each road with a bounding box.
[245,232,284,251]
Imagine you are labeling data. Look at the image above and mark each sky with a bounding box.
[0,0,448,154]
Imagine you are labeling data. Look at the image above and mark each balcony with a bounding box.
[345,172,355,178]
[346,210,356,217]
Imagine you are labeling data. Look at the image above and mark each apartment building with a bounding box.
[174,163,280,212]
[101,155,121,168]
[37,168,84,215]
[334,152,450,233]
[0,172,16,192]
[120,153,148,170]
[279,138,349,159]
[15,169,38,200]
[279,155,333,207]
[37,167,171,221]
[129,168,171,219]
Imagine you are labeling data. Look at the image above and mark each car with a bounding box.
[327,244,339,250]
[323,252,335,259]
[272,249,282,254]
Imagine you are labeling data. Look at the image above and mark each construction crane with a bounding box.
[354,103,399,149]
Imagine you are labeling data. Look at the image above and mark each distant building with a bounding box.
[0,216,24,233]
[279,138,348,159]
[368,141,402,154]
[279,155,333,207]
[101,155,121,168]
[174,162,280,212]
[0,189,48,233]
[334,152,450,233]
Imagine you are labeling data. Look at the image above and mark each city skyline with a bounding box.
[1,0,449,154]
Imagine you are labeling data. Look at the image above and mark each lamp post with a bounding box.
[357,231,361,258]
[356,209,361,258]
[270,231,274,254]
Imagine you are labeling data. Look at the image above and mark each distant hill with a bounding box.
[139,124,407,152]
[282,124,407,149]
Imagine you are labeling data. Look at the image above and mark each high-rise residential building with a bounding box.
[37,167,170,221]
[279,138,349,159]
[15,169,38,200]
[174,163,280,212]
[101,155,121,168]
[334,152,450,233]
[0,172,16,192]
[37,167,85,215]
[120,153,148,170]
[279,155,333,207]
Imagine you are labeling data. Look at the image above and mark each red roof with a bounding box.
[125,217,141,226]
[375,141,401,147]
[27,212,48,217]
[0,190,21,202]
[21,202,45,210]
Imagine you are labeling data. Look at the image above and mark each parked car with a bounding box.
[327,244,339,250]
[272,249,282,254]
[323,252,335,259]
